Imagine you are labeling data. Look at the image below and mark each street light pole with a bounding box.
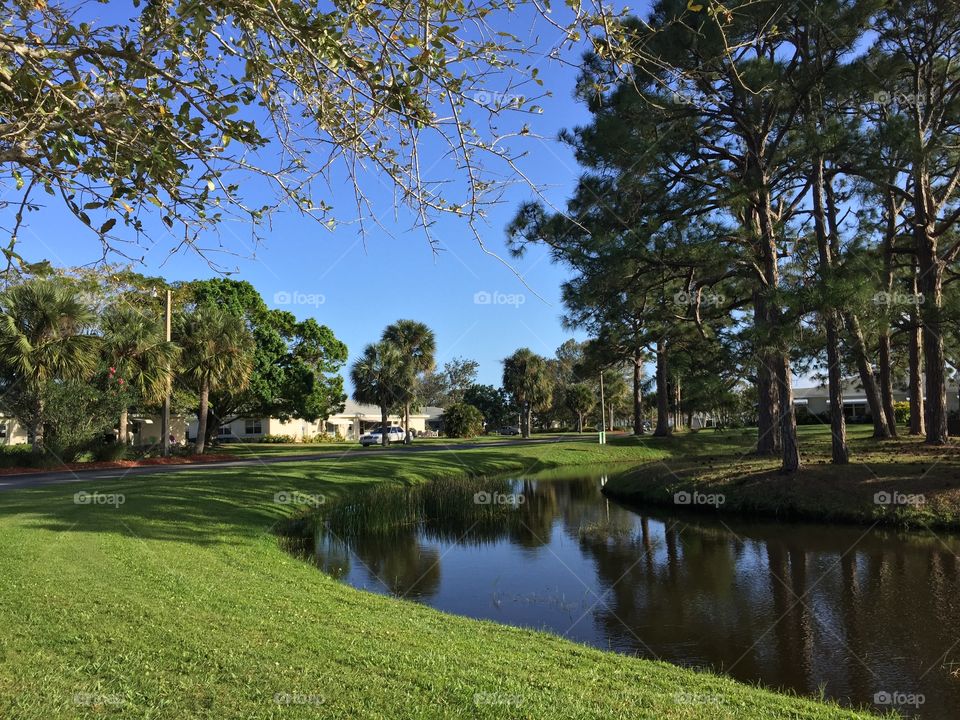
[161,289,172,457]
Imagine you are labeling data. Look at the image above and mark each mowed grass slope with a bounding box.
[0,438,879,719]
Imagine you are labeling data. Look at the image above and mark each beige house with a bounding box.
[186,400,445,442]
[0,416,29,446]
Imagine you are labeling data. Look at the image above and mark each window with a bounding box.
[244,419,263,435]
[0,423,7,439]
[218,425,233,437]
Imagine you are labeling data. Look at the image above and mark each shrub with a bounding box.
[261,434,296,443]
[0,444,34,469]
[303,430,346,443]
[893,400,910,425]
[441,402,485,438]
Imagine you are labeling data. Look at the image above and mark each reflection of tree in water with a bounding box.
[351,531,442,598]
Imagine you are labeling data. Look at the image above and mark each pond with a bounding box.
[287,467,960,718]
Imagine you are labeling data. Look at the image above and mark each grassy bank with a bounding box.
[604,424,960,529]
[0,438,878,719]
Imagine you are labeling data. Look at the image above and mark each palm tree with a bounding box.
[177,304,254,454]
[502,348,552,438]
[382,320,436,440]
[101,304,180,445]
[0,279,98,453]
[351,341,407,446]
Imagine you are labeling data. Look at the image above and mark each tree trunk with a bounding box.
[381,406,390,446]
[30,396,44,454]
[654,339,671,437]
[195,380,209,454]
[754,290,780,455]
[909,261,925,436]
[577,413,583,433]
[118,407,128,446]
[775,352,801,472]
[403,402,411,443]
[842,312,891,439]
[810,156,848,463]
[878,334,898,437]
[825,318,849,464]
[916,226,948,443]
[632,353,644,435]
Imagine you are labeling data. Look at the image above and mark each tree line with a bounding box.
[0,271,347,460]
[509,0,960,471]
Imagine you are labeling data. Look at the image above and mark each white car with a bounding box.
[359,426,407,447]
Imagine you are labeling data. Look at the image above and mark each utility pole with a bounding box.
[599,372,606,445]
[161,289,172,457]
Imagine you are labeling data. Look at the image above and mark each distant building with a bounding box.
[793,380,960,421]
[186,399,446,442]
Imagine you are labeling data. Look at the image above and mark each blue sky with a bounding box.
[14,5,622,389]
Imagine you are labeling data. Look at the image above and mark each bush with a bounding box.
[893,400,910,425]
[441,403,485,438]
[0,444,34,468]
[303,430,346,443]
[260,434,296,443]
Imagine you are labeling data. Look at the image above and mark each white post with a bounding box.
[599,372,606,445]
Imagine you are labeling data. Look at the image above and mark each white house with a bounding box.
[793,380,960,420]
[186,400,446,442]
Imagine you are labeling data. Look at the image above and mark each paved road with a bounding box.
[0,437,576,491]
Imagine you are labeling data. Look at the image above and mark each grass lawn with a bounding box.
[0,436,881,719]
[604,423,960,529]
[217,432,599,458]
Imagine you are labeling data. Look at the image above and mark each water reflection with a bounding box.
[296,470,960,717]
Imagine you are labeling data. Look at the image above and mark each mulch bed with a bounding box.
[0,454,237,476]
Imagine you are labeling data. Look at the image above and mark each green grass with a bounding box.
[0,437,881,719]
[604,424,960,529]
[217,432,596,457]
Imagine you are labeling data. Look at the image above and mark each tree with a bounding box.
[463,384,511,430]
[0,0,566,267]
[351,341,408,446]
[177,305,254,454]
[382,320,436,441]
[189,279,347,446]
[502,348,552,438]
[564,383,595,432]
[416,357,480,407]
[0,278,98,452]
[441,402,485,438]
[101,303,179,445]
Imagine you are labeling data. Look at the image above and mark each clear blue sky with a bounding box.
[14,6,632,390]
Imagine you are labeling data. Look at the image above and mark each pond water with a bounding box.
[292,468,960,718]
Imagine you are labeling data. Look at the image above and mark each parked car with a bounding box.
[498,426,521,436]
[359,426,407,446]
